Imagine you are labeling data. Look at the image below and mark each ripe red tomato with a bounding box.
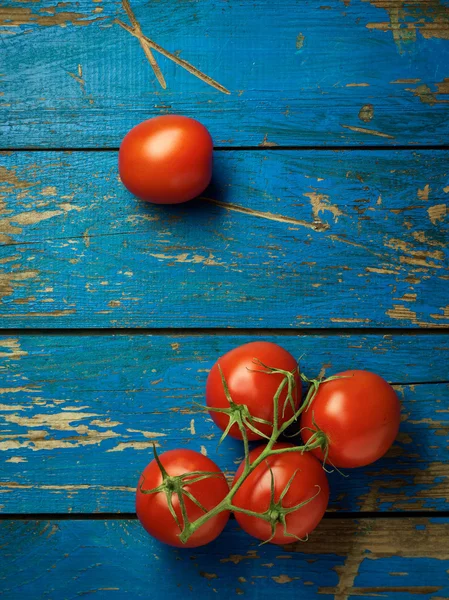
[119,116,213,204]
[232,443,329,544]
[300,370,401,468]
[136,449,229,548]
[206,342,300,441]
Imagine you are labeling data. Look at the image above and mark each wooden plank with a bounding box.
[1,333,448,514]
[1,0,449,148]
[1,150,448,328]
[1,518,449,599]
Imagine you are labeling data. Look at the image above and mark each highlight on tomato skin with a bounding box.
[206,341,301,441]
[135,449,230,548]
[118,115,213,204]
[232,443,329,545]
[300,370,401,469]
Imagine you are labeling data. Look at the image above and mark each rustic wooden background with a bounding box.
[1,0,449,598]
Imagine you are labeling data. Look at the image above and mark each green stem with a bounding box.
[267,444,309,456]
[228,505,272,521]
[176,367,340,545]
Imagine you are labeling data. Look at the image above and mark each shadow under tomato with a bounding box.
[142,518,345,596]
[146,521,265,593]
[135,162,232,218]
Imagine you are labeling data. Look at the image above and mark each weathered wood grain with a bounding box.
[1,333,448,514]
[2,0,448,589]
[1,150,448,328]
[1,518,449,599]
[1,0,449,147]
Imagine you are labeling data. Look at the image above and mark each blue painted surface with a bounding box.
[1,0,449,595]
[353,554,449,597]
[1,0,449,147]
[1,150,448,328]
[1,519,449,599]
[0,521,341,599]
[0,334,448,513]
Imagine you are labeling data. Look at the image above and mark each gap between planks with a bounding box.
[0,327,448,337]
[2,510,449,522]
[2,145,449,153]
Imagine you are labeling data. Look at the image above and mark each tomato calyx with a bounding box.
[301,372,353,412]
[204,362,299,446]
[205,365,273,443]
[248,359,299,418]
[139,445,223,533]
[299,372,354,475]
[231,467,321,545]
[300,412,330,464]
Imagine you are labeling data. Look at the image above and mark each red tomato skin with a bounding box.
[232,443,329,545]
[119,116,213,204]
[300,370,401,468]
[206,342,300,441]
[136,449,229,548]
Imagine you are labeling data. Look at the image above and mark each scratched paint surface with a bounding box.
[2,0,449,596]
[1,518,449,599]
[0,334,448,513]
[1,150,448,328]
[1,0,449,147]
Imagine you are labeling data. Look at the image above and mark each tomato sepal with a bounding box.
[300,412,330,460]
[296,408,348,477]
[230,466,322,545]
[301,372,353,412]
[214,364,273,445]
[247,359,299,418]
[139,444,224,535]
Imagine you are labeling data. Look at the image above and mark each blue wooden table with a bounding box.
[1,0,449,598]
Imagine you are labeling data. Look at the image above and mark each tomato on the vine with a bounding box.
[232,443,329,545]
[300,370,401,468]
[206,342,300,441]
[136,449,229,548]
[119,116,213,204]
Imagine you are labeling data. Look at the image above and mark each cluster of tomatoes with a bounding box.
[136,341,401,548]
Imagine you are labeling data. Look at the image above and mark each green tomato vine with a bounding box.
[139,361,339,545]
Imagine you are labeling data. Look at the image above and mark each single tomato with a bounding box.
[119,115,213,204]
[300,370,401,468]
[232,443,329,544]
[136,449,229,548]
[206,342,300,441]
